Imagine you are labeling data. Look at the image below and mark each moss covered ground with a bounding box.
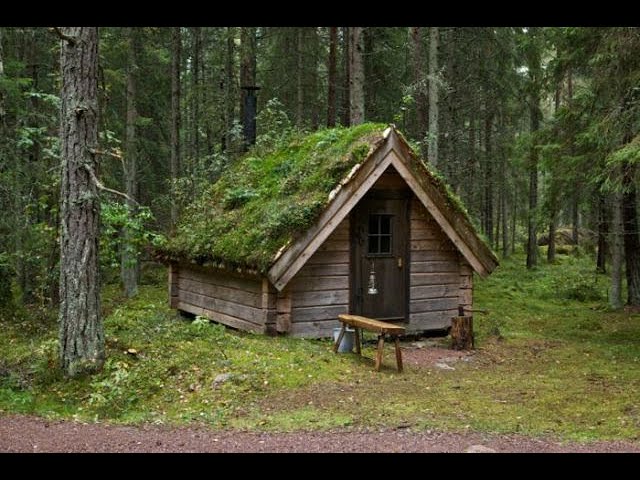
[1,251,639,442]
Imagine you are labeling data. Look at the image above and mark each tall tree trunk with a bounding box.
[341,27,350,127]
[427,26,439,166]
[58,27,104,377]
[191,27,201,162]
[170,27,181,229]
[0,28,4,122]
[609,188,623,309]
[526,30,541,270]
[296,28,304,128]
[501,169,509,257]
[410,27,427,146]
[327,27,337,127]
[225,27,235,154]
[596,191,607,273]
[547,211,557,264]
[348,26,364,125]
[622,161,640,306]
[240,26,257,150]
[484,110,493,245]
[121,27,139,298]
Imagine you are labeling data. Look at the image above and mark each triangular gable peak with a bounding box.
[267,126,498,291]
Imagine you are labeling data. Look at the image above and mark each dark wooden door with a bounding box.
[351,193,408,321]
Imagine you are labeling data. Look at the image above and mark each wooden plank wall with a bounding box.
[174,265,267,334]
[409,197,461,331]
[285,218,350,338]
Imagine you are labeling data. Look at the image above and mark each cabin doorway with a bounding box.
[351,192,409,321]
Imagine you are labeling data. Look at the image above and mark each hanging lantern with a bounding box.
[367,260,378,295]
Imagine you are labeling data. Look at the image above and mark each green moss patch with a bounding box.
[158,124,386,272]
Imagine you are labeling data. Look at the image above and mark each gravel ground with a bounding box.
[1,414,638,453]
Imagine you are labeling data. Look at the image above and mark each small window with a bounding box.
[368,214,392,254]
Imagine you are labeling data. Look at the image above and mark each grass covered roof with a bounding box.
[158,123,388,272]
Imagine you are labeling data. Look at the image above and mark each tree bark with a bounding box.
[327,27,337,127]
[191,27,201,162]
[427,26,439,166]
[484,110,493,244]
[170,27,181,229]
[451,316,474,350]
[622,161,640,306]
[410,27,427,144]
[240,26,257,150]
[348,27,364,125]
[224,27,235,154]
[526,29,541,270]
[58,27,104,377]
[296,28,304,128]
[596,191,607,274]
[609,188,623,309]
[121,27,139,298]
[341,27,350,127]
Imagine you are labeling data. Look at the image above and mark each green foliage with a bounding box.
[101,201,160,270]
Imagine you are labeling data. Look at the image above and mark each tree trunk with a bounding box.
[526,30,540,269]
[609,188,623,309]
[547,213,557,264]
[58,27,104,377]
[348,26,364,125]
[622,161,640,306]
[170,27,181,230]
[327,27,337,127]
[483,110,493,245]
[501,172,509,257]
[224,27,235,154]
[121,28,139,299]
[410,27,427,145]
[341,27,350,127]
[296,28,304,128]
[451,316,474,350]
[240,26,257,150]
[427,26,439,166]
[596,191,607,274]
[191,27,201,162]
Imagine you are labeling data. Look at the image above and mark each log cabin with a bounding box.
[156,124,498,338]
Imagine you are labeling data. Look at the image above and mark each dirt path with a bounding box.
[1,414,638,453]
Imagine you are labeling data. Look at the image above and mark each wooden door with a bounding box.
[351,193,408,321]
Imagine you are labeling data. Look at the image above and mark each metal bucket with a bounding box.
[333,327,355,353]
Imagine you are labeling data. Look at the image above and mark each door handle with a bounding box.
[397,257,403,268]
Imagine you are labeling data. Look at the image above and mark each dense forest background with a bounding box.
[1,26,639,319]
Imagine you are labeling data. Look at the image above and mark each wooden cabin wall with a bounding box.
[408,197,462,331]
[173,264,270,334]
[285,218,351,338]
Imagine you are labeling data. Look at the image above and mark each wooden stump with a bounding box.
[451,316,474,350]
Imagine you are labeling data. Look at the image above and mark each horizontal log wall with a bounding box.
[286,218,350,338]
[174,264,268,334]
[409,197,461,331]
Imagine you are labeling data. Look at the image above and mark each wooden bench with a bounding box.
[334,314,405,372]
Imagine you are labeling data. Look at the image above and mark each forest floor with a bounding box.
[1,250,640,452]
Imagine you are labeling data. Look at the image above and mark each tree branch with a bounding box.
[50,27,77,46]
[83,164,139,206]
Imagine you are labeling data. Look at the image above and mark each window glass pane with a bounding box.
[368,215,378,235]
[380,235,391,253]
[380,216,391,235]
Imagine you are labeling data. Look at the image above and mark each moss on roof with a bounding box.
[158,123,387,272]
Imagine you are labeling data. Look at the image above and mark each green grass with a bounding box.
[1,255,639,442]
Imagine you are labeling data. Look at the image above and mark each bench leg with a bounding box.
[394,336,403,373]
[333,323,346,353]
[354,327,361,355]
[375,334,385,371]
